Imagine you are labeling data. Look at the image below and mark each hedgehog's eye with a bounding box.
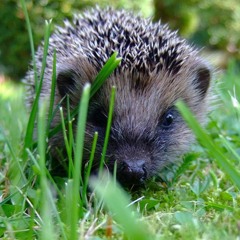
[162,113,174,127]
[57,70,76,97]
[160,108,176,129]
[89,108,108,128]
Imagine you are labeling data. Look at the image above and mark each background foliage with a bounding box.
[0,0,152,80]
[154,0,240,57]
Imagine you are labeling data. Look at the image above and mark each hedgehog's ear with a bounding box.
[57,70,77,98]
[193,64,211,99]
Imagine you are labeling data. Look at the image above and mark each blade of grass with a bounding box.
[176,100,240,189]
[23,20,52,157]
[59,106,73,171]
[38,101,56,240]
[90,174,153,240]
[219,134,240,163]
[37,101,68,240]
[90,52,121,98]
[20,0,38,87]
[99,86,116,172]
[47,49,57,128]
[67,96,74,178]
[65,179,74,236]
[70,83,91,240]
[82,131,98,204]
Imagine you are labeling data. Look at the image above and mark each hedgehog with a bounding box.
[24,7,211,188]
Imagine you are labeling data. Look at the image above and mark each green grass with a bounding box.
[1,3,240,239]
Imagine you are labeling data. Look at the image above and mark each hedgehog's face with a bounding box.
[86,103,185,188]
[56,57,211,188]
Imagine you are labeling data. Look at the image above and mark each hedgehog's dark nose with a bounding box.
[118,159,147,187]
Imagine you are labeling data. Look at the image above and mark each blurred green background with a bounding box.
[1,0,240,81]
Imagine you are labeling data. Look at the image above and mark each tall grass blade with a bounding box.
[90,174,153,240]
[48,49,57,128]
[99,86,116,171]
[59,107,72,163]
[66,96,74,177]
[70,83,91,240]
[23,20,52,156]
[38,101,56,240]
[82,131,98,204]
[20,0,38,87]
[176,101,240,189]
[90,52,121,98]
[219,134,240,163]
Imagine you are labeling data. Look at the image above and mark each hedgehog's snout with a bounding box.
[117,159,147,187]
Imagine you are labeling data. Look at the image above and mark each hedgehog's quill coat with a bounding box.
[25,8,211,188]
